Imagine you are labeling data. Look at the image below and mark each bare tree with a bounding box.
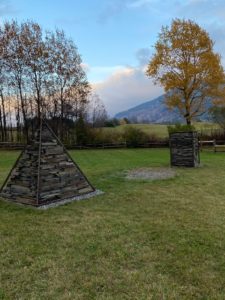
[20,21,48,124]
[88,93,108,127]
[2,21,30,139]
[46,30,89,139]
[0,20,104,144]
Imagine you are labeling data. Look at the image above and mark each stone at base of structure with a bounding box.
[169,131,200,167]
[39,190,104,209]
[0,190,104,209]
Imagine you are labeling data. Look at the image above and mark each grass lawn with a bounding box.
[1,148,225,299]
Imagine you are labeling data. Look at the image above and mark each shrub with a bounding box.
[74,116,92,145]
[123,126,148,147]
[167,123,196,134]
[210,106,225,131]
[88,128,123,144]
[104,118,119,127]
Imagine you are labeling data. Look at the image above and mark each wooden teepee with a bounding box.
[0,120,95,207]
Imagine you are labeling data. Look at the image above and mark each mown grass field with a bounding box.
[103,122,219,138]
[1,148,225,299]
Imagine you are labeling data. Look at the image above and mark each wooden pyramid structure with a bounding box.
[0,121,95,207]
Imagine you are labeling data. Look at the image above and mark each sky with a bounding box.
[1,0,225,115]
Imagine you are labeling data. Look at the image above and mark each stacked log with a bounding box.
[169,131,200,167]
[0,122,95,206]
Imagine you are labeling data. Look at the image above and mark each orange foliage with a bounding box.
[146,19,225,124]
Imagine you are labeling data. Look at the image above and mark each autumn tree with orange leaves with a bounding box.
[147,19,225,125]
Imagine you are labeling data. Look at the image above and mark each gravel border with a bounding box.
[126,167,176,180]
[38,190,104,210]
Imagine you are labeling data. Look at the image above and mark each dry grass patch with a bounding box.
[126,167,176,180]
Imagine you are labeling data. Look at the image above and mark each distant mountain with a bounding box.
[115,94,211,123]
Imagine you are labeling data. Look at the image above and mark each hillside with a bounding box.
[115,94,211,123]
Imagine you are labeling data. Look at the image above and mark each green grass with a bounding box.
[102,122,219,139]
[1,148,225,299]
[103,124,169,138]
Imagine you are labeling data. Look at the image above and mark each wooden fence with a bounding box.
[0,142,25,150]
[0,141,169,150]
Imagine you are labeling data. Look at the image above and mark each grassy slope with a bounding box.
[103,122,219,139]
[0,149,225,299]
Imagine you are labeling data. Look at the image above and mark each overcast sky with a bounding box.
[1,0,225,115]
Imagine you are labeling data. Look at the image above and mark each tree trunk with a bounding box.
[18,82,29,142]
[8,98,13,142]
[0,90,7,142]
[60,89,64,141]
[16,104,22,142]
[184,95,192,125]
[186,118,191,125]
[0,106,3,142]
[34,71,41,127]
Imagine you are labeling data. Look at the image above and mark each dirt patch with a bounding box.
[126,167,176,180]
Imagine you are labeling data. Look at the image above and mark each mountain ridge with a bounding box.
[115,94,211,123]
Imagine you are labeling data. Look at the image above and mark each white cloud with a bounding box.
[87,65,127,83]
[94,0,225,116]
[91,65,125,74]
[92,65,162,116]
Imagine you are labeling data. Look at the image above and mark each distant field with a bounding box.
[102,122,220,138]
[1,149,225,299]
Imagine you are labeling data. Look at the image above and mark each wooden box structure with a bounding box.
[169,131,200,167]
[0,121,95,207]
